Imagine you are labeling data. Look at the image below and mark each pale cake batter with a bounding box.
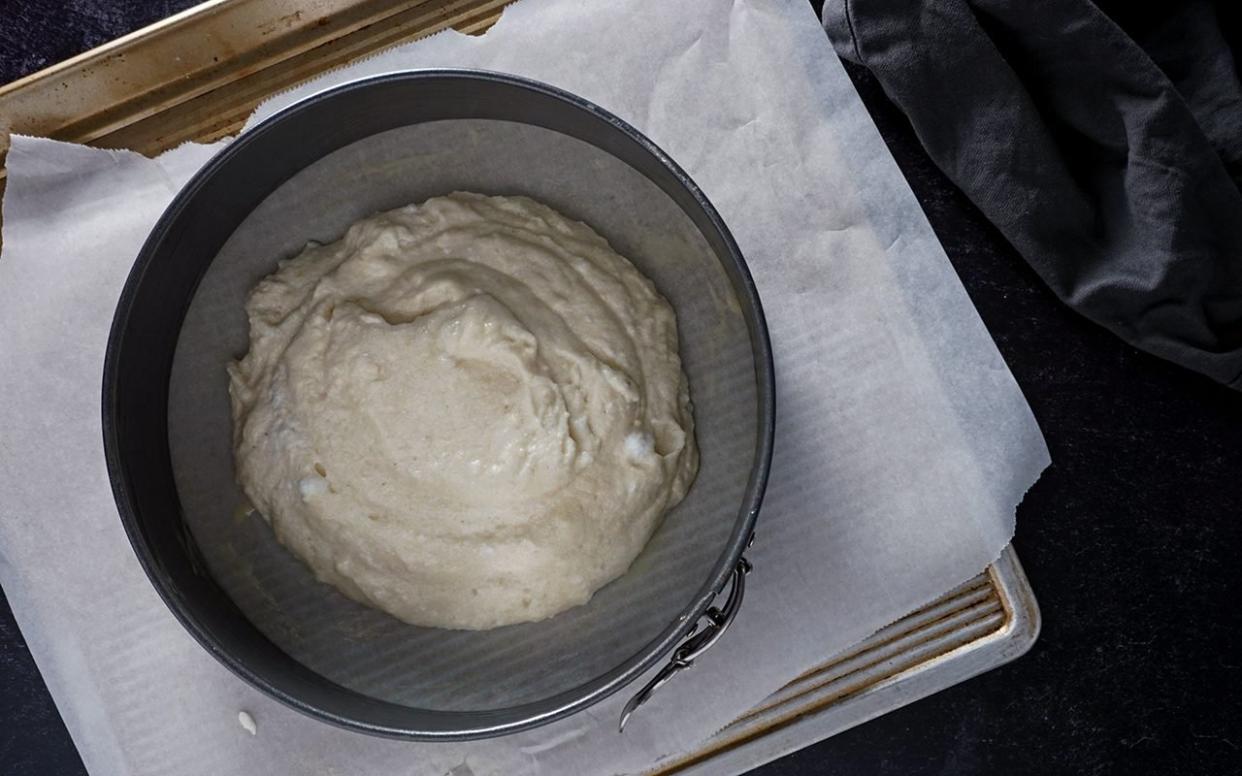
[229,192,697,629]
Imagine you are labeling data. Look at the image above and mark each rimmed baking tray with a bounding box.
[0,1,1040,772]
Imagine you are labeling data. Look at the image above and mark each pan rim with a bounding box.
[101,68,776,740]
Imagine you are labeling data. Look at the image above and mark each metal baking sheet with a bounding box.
[0,1,1040,771]
[652,547,1037,774]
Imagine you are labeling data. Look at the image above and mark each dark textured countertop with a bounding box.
[3,3,1241,775]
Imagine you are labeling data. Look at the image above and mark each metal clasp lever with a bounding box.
[618,554,752,732]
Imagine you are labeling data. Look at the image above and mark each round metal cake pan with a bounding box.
[102,70,775,740]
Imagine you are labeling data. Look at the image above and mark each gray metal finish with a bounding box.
[102,70,775,740]
[621,553,753,732]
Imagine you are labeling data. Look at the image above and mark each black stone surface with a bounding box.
[2,3,1241,775]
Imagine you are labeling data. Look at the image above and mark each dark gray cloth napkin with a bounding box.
[824,0,1242,388]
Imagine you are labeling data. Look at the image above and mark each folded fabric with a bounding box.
[824,0,1242,389]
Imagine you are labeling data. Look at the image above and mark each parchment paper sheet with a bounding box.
[0,1,1049,774]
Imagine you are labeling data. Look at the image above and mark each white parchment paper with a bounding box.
[0,1,1049,774]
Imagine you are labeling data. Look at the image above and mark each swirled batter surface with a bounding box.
[229,193,697,629]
